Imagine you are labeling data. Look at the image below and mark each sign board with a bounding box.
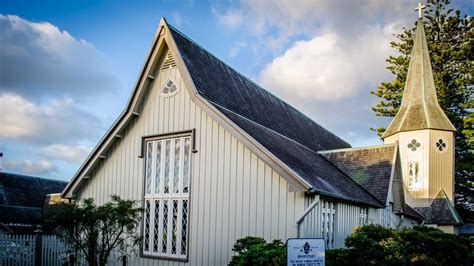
[287,238,325,266]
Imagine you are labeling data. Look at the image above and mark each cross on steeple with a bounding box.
[415,2,426,19]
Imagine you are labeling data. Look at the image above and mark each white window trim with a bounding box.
[321,200,336,249]
[359,207,368,226]
[142,133,192,260]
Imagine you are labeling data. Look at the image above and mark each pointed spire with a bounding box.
[382,16,455,138]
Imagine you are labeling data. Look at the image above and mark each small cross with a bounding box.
[415,2,426,18]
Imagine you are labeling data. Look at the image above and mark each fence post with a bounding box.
[35,229,43,266]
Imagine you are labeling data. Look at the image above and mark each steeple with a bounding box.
[382,17,455,139]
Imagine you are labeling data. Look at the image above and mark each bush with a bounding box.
[229,236,286,266]
[326,248,349,266]
[231,226,472,266]
[336,224,472,266]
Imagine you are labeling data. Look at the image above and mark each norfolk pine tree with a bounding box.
[371,0,473,221]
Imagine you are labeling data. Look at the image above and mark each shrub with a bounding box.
[229,237,286,266]
[326,248,350,266]
[338,224,472,266]
[231,226,472,266]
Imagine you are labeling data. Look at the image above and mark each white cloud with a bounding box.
[229,42,247,57]
[260,24,397,101]
[0,93,103,145]
[212,0,417,145]
[0,15,120,99]
[4,159,57,175]
[41,144,92,163]
[212,8,244,28]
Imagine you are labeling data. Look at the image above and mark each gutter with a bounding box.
[296,195,320,238]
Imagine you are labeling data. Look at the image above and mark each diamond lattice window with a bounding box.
[143,134,191,259]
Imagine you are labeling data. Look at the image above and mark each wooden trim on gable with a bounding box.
[62,17,312,198]
[61,23,169,198]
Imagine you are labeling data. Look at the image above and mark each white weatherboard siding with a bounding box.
[75,66,306,265]
[300,197,372,249]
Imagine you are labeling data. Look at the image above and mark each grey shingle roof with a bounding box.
[415,190,463,225]
[0,172,67,224]
[169,25,383,207]
[169,26,350,153]
[403,204,425,222]
[168,25,383,207]
[218,109,383,207]
[319,145,396,205]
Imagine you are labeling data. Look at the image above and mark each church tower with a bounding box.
[382,8,456,208]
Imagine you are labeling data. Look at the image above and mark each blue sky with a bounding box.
[0,0,472,180]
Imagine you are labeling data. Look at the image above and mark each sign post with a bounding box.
[287,238,325,266]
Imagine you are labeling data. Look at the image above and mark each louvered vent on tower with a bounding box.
[161,51,177,70]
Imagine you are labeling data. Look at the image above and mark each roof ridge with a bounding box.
[167,24,350,148]
[318,143,396,154]
[0,172,67,183]
[210,100,322,155]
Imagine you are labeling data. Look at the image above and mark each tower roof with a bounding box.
[382,18,455,138]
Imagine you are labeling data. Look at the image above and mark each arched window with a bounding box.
[161,79,179,96]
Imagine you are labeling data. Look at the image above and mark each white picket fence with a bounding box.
[0,234,36,266]
[0,234,71,266]
[41,235,71,266]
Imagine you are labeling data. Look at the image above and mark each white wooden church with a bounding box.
[62,11,462,265]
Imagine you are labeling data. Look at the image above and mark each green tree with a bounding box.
[371,0,473,221]
[50,195,142,266]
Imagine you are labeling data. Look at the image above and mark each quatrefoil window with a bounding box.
[407,139,421,151]
[436,139,447,152]
[161,79,178,96]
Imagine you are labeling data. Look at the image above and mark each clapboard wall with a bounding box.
[300,196,366,249]
[75,65,306,265]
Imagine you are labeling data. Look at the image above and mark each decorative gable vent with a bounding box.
[161,51,177,70]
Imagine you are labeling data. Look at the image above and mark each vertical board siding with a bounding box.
[428,130,454,200]
[77,66,305,265]
[300,197,370,249]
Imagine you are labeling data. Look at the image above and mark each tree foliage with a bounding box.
[371,0,473,220]
[229,236,286,266]
[327,224,472,266]
[50,195,142,266]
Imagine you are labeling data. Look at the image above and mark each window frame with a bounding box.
[139,130,194,262]
[160,79,180,97]
[407,161,420,191]
[321,200,336,249]
[435,138,448,153]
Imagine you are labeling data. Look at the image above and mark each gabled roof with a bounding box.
[169,25,382,207]
[0,172,67,224]
[169,25,350,152]
[383,18,455,138]
[219,109,382,207]
[319,145,396,205]
[415,190,463,225]
[63,19,382,207]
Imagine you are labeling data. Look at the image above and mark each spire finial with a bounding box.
[415,2,426,19]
